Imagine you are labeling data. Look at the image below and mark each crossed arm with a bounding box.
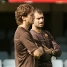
[28,44,53,59]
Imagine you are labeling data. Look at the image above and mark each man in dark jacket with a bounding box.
[14,4,46,67]
[30,8,62,67]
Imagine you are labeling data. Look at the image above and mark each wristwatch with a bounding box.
[51,50,55,55]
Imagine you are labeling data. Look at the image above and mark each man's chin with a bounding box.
[39,26,44,28]
[38,27,43,29]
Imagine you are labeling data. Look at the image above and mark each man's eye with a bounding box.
[42,17,44,19]
[37,17,44,20]
[37,18,40,20]
[30,14,33,16]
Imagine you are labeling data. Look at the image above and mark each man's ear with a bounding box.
[22,16,26,21]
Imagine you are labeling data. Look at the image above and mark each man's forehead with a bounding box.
[34,12,44,17]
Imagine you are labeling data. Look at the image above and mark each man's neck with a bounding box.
[32,26,42,33]
[19,23,30,30]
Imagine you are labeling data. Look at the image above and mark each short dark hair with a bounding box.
[15,4,34,25]
[34,8,43,14]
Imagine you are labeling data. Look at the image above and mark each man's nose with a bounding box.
[40,18,43,22]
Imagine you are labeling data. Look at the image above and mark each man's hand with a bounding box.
[42,44,53,54]
[43,45,49,50]
[45,48,53,54]
[33,47,44,59]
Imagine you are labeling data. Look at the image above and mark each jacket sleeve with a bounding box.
[46,31,62,57]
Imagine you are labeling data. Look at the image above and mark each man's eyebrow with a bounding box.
[36,17,44,19]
